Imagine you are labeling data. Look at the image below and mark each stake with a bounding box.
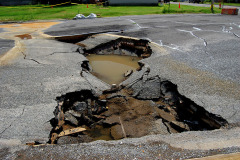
[119,116,127,138]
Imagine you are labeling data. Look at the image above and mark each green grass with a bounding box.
[205,2,240,7]
[0,4,221,22]
[162,4,220,14]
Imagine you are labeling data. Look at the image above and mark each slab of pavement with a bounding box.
[0,14,240,159]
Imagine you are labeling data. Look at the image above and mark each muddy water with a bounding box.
[87,54,142,84]
[84,125,113,141]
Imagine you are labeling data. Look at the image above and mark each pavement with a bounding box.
[0,39,14,56]
[0,14,240,159]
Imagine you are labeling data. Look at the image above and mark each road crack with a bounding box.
[158,40,184,52]
[0,106,26,138]
[222,25,240,38]
[127,19,149,30]
[177,28,207,47]
[16,40,43,64]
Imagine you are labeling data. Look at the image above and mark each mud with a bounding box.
[87,54,142,84]
[15,34,32,39]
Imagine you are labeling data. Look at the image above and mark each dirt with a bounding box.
[15,34,32,39]
[101,96,155,139]
[48,77,228,145]
[0,40,26,65]
[0,22,60,39]
[0,21,60,65]
[49,89,161,144]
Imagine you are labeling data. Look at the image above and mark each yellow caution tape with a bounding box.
[5,2,80,9]
[43,1,72,8]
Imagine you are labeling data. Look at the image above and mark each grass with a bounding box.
[162,3,220,14]
[0,4,221,22]
[204,2,240,7]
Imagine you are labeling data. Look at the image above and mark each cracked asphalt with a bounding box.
[0,14,240,159]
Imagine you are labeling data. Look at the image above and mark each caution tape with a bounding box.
[6,1,75,9]
[43,1,72,8]
[6,2,106,9]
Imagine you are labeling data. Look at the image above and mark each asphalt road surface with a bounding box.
[0,14,240,159]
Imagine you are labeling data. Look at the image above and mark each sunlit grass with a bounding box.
[0,4,221,22]
[204,2,240,7]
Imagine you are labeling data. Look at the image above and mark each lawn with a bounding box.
[0,4,221,22]
[204,2,240,7]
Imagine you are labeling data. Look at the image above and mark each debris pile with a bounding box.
[49,76,228,144]
[49,90,107,144]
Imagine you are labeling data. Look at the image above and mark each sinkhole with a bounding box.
[44,34,228,145]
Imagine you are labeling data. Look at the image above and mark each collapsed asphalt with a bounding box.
[0,14,240,159]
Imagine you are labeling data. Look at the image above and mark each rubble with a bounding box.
[127,76,161,100]
[48,76,228,144]
[45,35,228,145]
[124,69,133,77]
[49,90,107,144]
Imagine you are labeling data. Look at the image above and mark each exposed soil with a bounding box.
[0,22,60,39]
[48,77,228,145]
[0,21,60,65]
[15,34,32,39]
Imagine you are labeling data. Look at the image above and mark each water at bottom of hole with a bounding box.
[87,54,142,84]
[84,125,113,141]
